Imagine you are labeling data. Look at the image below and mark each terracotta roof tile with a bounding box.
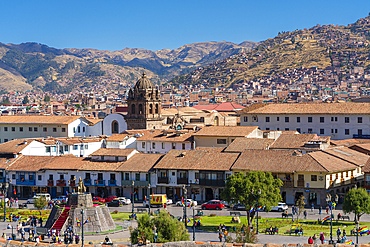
[89,148,137,157]
[133,129,193,143]
[116,153,163,172]
[192,126,258,137]
[0,116,81,124]
[331,139,370,146]
[0,139,34,154]
[270,134,321,149]
[106,134,130,142]
[223,138,274,152]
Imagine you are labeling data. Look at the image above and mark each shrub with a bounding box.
[112,210,118,214]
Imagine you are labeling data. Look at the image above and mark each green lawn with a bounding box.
[110,212,147,221]
[190,215,370,238]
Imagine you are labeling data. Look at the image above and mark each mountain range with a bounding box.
[0,41,257,93]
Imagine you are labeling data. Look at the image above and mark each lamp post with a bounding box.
[252,188,261,234]
[326,194,334,244]
[183,184,187,226]
[81,209,84,247]
[132,181,135,214]
[148,183,151,216]
[2,183,8,222]
[355,218,359,244]
[192,204,195,241]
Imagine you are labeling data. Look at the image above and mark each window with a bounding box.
[331,117,334,122]
[162,143,165,149]
[358,117,363,123]
[80,144,84,150]
[358,129,363,136]
[11,127,15,132]
[152,142,156,149]
[331,129,334,133]
[136,173,140,181]
[43,127,47,132]
[320,117,324,123]
[296,128,301,133]
[308,117,312,123]
[19,127,23,132]
[4,139,8,142]
[34,127,37,132]
[77,126,80,133]
[49,174,53,180]
[85,144,88,149]
[265,117,270,122]
[311,175,317,181]
[285,117,289,122]
[51,146,56,152]
[217,139,227,144]
[308,128,312,133]
[335,129,338,133]
[172,143,176,149]
[101,156,104,161]
[320,129,324,135]
[297,117,300,123]
[53,128,57,132]
[29,127,32,132]
[298,174,304,181]
[83,127,85,132]
[73,127,76,133]
[125,173,129,180]
[345,129,349,135]
[277,117,280,121]
[62,128,66,132]
[12,174,15,179]
[335,117,338,121]
[60,174,64,180]
[142,142,145,149]
[146,173,149,181]
[73,145,78,150]
[46,147,51,153]
[4,127,7,132]
[64,145,68,152]
[115,157,119,162]
[182,143,186,150]
[345,117,350,123]
[243,116,248,122]
[112,121,119,134]
[266,128,270,130]
[285,128,289,131]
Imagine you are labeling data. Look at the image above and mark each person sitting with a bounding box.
[337,213,342,220]
[103,236,112,244]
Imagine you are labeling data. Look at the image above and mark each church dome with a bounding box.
[134,72,154,90]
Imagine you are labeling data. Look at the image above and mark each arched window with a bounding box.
[131,104,136,114]
[214,116,219,126]
[112,121,119,134]
[155,104,159,114]
[139,104,143,114]
[149,104,153,114]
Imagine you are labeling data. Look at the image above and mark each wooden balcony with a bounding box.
[297,180,305,188]
[47,180,54,186]
[158,177,169,184]
[177,177,188,185]
[69,180,76,187]
[56,179,66,186]
[283,180,294,188]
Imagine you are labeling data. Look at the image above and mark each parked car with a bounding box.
[232,204,245,210]
[27,193,51,204]
[201,200,225,210]
[107,200,122,207]
[271,202,288,212]
[117,197,131,205]
[105,195,117,203]
[167,199,173,204]
[176,199,197,207]
[222,201,230,208]
[27,197,38,204]
[92,197,105,203]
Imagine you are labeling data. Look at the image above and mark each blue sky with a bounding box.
[1,0,370,51]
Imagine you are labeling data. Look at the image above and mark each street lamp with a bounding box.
[132,181,135,214]
[355,218,359,244]
[326,194,334,244]
[81,209,84,247]
[2,183,8,222]
[148,183,151,216]
[183,184,187,226]
[192,203,195,241]
[252,188,261,234]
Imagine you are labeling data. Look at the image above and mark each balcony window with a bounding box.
[358,117,363,123]
[34,127,38,132]
[43,127,47,132]
[320,117,324,123]
[136,173,140,181]
[345,117,350,123]
[29,127,32,132]
[308,117,312,123]
[142,142,145,148]
[297,117,300,123]
[152,142,156,149]
[172,143,176,149]
[125,173,129,180]
[46,147,51,153]
[311,175,317,181]
[285,117,289,123]
[358,129,363,136]
[345,129,349,135]
[265,117,270,122]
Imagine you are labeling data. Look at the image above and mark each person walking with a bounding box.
[218,231,223,242]
[313,234,318,244]
[308,236,313,244]
[319,206,322,215]
[337,228,341,240]
[320,232,325,244]
[304,210,307,219]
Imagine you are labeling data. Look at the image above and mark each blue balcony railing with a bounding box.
[16,179,36,186]
[84,178,91,186]
[94,180,105,186]
[108,180,116,186]
[353,134,370,139]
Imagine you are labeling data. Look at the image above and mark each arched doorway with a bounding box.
[214,116,219,126]
[112,121,119,134]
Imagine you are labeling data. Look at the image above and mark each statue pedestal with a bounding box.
[67,193,93,208]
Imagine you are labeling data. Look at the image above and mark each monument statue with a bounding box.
[78,177,86,193]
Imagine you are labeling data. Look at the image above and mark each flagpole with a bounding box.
[81,209,84,247]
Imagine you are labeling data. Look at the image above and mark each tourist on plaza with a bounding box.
[312,234,318,244]
[304,210,307,219]
[311,203,314,212]
[308,236,313,244]
[224,230,228,242]
[326,206,329,214]
[337,228,341,239]
[319,206,322,215]
[320,232,325,244]
[218,231,223,242]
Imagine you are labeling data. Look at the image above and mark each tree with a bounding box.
[44,95,50,102]
[130,211,189,244]
[221,171,283,227]
[34,196,47,214]
[22,96,29,104]
[295,195,306,222]
[343,187,370,221]
[0,97,10,105]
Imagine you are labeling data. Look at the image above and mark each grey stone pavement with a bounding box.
[2,202,370,245]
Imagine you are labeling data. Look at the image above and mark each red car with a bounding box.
[201,200,225,210]
[104,195,117,203]
[93,197,105,203]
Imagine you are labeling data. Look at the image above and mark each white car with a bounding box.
[271,202,288,212]
[176,199,197,207]
[167,199,173,205]
[117,197,131,205]
[27,196,39,204]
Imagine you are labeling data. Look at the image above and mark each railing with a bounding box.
[69,180,76,187]
[121,180,149,187]
[199,179,225,186]
[84,178,91,186]
[108,180,117,186]
[283,180,294,188]
[94,180,105,186]
[297,180,305,188]
[177,178,188,185]
[16,179,35,186]
[56,180,66,186]
[353,134,370,139]
[47,180,54,186]
[157,177,169,184]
